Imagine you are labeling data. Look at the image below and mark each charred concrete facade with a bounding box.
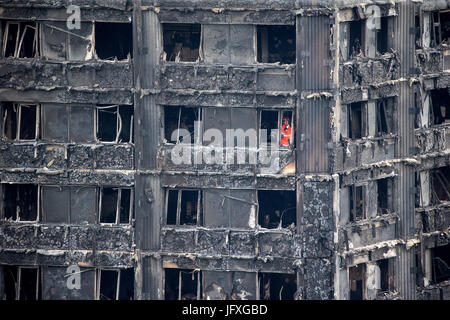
[0,0,449,300]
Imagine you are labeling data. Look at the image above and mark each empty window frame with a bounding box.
[164,106,202,144]
[430,89,450,125]
[378,258,395,293]
[349,264,365,300]
[258,273,296,300]
[258,190,296,229]
[1,103,39,141]
[163,24,201,62]
[430,10,450,47]
[377,178,394,215]
[2,184,38,221]
[415,171,421,209]
[1,21,39,58]
[348,102,367,139]
[376,17,389,55]
[166,189,201,226]
[430,166,450,204]
[94,22,132,60]
[164,268,201,300]
[445,50,450,71]
[259,110,294,147]
[96,105,134,143]
[2,266,41,300]
[430,244,450,284]
[376,99,391,136]
[415,251,423,287]
[349,19,365,58]
[99,187,133,224]
[257,25,296,64]
[414,89,421,129]
[96,268,134,300]
[349,185,365,222]
[415,13,422,50]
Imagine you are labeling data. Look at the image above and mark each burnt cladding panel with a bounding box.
[394,2,417,300]
[42,186,70,223]
[41,22,67,60]
[203,24,254,65]
[395,4,415,157]
[135,175,162,251]
[133,8,162,263]
[69,106,95,143]
[203,107,230,145]
[231,108,257,131]
[142,257,162,300]
[136,11,160,170]
[139,10,160,89]
[203,189,230,228]
[300,99,330,173]
[42,104,69,142]
[297,15,330,90]
[229,190,256,229]
[203,271,232,300]
[230,108,257,155]
[202,24,229,64]
[296,15,331,174]
[231,271,257,300]
[68,22,93,61]
[70,186,96,224]
[42,266,95,300]
[229,25,255,65]
[203,271,257,300]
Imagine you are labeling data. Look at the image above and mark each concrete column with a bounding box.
[420,93,430,128]
[143,256,163,300]
[339,22,349,62]
[367,181,378,219]
[133,4,163,300]
[424,249,432,287]
[334,18,345,146]
[394,2,417,300]
[420,171,430,207]
[365,20,377,58]
[367,101,377,137]
[423,13,431,49]
[365,262,381,300]
[335,262,350,300]
[339,187,350,225]
[340,104,349,139]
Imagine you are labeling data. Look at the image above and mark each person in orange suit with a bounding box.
[280,117,292,147]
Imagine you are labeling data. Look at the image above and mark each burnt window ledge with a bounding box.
[162,60,297,68]
[416,200,450,210]
[344,212,399,228]
[341,51,398,65]
[341,134,398,144]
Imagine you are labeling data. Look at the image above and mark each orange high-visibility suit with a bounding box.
[280,124,291,146]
